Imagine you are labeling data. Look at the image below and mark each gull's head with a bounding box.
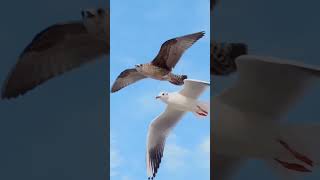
[81,8,108,34]
[156,92,169,101]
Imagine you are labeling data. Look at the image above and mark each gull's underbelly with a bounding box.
[212,99,289,160]
[139,66,169,80]
[168,95,197,112]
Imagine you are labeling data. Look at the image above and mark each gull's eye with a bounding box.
[162,93,165,96]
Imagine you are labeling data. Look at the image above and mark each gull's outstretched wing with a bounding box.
[2,22,107,99]
[179,79,210,99]
[146,107,185,179]
[111,69,146,93]
[217,55,320,119]
[151,31,205,71]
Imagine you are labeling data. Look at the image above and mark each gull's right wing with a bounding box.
[217,55,320,119]
[179,79,210,99]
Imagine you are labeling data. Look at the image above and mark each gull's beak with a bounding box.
[155,96,160,99]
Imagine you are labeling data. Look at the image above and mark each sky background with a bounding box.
[212,0,320,179]
[0,1,107,179]
[110,0,210,180]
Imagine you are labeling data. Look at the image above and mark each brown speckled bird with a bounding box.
[1,8,109,99]
[111,31,205,93]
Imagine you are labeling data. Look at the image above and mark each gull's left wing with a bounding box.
[146,107,185,179]
[2,22,107,99]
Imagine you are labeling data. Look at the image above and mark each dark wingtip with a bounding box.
[1,85,13,100]
[110,85,120,93]
[198,31,205,37]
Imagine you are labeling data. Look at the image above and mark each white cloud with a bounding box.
[162,143,190,171]
[195,135,210,169]
[161,134,211,174]
[110,134,123,177]
[200,136,210,156]
[121,175,132,180]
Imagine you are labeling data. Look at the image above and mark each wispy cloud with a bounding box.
[121,175,132,180]
[161,133,210,175]
[163,143,190,171]
[197,135,210,169]
[110,134,123,177]
[200,136,210,156]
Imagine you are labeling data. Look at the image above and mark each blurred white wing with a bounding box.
[179,79,210,99]
[146,107,185,179]
[218,55,320,119]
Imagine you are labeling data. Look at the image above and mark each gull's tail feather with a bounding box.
[168,74,187,86]
[193,101,210,118]
[211,42,248,75]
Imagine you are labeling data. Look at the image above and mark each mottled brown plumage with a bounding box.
[111,31,205,93]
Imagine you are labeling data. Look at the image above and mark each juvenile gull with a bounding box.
[111,31,205,93]
[146,79,210,179]
[212,55,320,179]
[2,8,109,99]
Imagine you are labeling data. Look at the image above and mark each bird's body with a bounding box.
[212,55,320,179]
[136,63,187,85]
[2,8,109,99]
[111,31,205,93]
[146,79,210,179]
[136,63,170,80]
[159,92,201,112]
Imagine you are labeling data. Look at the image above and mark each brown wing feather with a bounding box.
[1,22,107,99]
[151,31,205,71]
[111,69,146,93]
[22,22,88,53]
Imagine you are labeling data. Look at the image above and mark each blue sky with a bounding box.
[110,0,210,179]
[0,1,107,179]
[213,0,320,179]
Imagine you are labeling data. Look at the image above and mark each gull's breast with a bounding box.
[168,94,197,111]
[141,64,169,80]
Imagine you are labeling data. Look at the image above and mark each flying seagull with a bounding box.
[111,31,205,93]
[212,55,320,179]
[146,79,210,179]
[1,8,109,99]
